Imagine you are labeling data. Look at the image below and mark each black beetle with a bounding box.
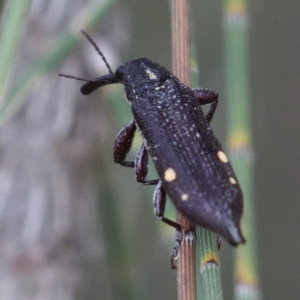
[59,30,245,268]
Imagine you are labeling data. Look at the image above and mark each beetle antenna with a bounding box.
[58,73,90,82]
[80,30,113,74]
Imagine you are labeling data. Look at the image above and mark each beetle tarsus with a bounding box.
[154,181,183,269]
[120,161,135,168]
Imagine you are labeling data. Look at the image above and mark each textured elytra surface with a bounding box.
[122,58,244,245]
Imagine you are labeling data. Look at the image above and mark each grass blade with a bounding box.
[0,0,32,101]
[0,0,117,125]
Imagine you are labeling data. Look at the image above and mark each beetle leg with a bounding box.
[192,88,219,124]
[113,119,136,168]
[135,143,159,185]
[154,181,183,269]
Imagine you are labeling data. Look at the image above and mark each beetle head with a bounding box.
[59,31,173,97]
[79,58,173,96]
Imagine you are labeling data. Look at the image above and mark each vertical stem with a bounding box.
[171,1,196,300]
[223,0,260,299]
[191,33,224,300]
[171,0,190,86]
[198,228,224,300]
[177,213,196,300]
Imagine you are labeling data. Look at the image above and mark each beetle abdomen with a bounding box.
[132,77,244,245]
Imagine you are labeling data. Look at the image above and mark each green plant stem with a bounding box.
[190,32,224,300]
[223,1,260,299]
[198,228,223,300]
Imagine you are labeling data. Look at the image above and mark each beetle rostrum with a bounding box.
[59,31,245,268]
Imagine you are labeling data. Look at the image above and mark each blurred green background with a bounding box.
[0,0,299,299]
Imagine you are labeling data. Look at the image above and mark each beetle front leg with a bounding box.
[193,88,219,124]
[135,143,159,185]
[153,181,183,269]
[113,119,136,168]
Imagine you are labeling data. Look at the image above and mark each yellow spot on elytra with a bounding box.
[164,168,176,182]
[146,69,157,80]
[181,194,189,201]
[229,177,237,184]
[217,151,229,163]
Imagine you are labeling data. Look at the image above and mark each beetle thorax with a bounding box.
[123,58,174,103]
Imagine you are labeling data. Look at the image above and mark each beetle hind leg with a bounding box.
[192,88,219,124]
[154,181,183,269]
[135,143,159,185]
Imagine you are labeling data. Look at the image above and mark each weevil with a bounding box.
[59,31,245,268]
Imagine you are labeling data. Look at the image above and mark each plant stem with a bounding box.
[190,32,224,300]
[223,0,260,299]
[198,228,223,300]
[171,1,197,300]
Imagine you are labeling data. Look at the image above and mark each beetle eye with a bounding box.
[115,66,125,82]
